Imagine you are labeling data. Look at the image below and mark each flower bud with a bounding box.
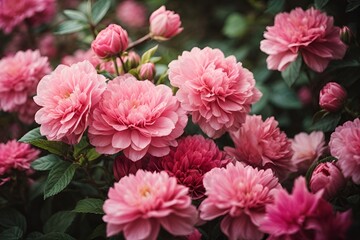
[340,26,353,45]
[149,6,183,41]
[297,86,312,105]
[124,51,140,69]
[319,82,347,112]
[310,162,345,200]
[139,62,155,80]
[91,24,129,59]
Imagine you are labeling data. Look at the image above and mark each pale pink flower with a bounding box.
[199,162,281,240]
[260,177,351,240]
[91,24,129,59]
[15,98,40,124]
[34,61,107,144]
[168,47,262,138]
[319,82,347,112]
[38,33,57,58]
[148,135,231,199]
[149,6,183,40]
[0,140,40,177]
[329,118,360,184]
[310,162,345,200]
[225,115,295,180]
[291,131,326,173]
[88,74,187,161]
[0,50,50,111]
[260,7,347,72]
[103,170,198,239]
[116,0,147,28]
[0,0,55,34]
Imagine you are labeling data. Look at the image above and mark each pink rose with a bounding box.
[149,6,183,40]
[91,24,129,59]
[310,162,345,200]
[319,82,347,112]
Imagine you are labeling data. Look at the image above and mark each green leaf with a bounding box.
[266,0,285,14]
[73,137,89,158]
[73,198,104,214]
[140,45,158,65]
[0,227,23,240]
[31,154,62,171]
[310,112,342,132]
[44,162,78,199]
[29,139,70,156]
[55,20,86,35]
[39,232,76,240]
[315,0,330,9]
[223,13,248,38]
[91,0,111,25]
[63,9,87,22]
[281,55,302,87]
[86,148,101,161]
[26,232,43,240]
[0,208,27,232]
[346,0,360,12]
[43,211,76,234]
[269,82,302,109]
[88,224,106,239]
[19,127,42,143]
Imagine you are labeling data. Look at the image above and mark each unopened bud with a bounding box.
[139,62,156,80]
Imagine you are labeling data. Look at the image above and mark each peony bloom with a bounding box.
[291,131,326,173]
[260,177,351,240]
[61,49,100,67]
[0,50,50,112]
[147,135,231,199]
[88,74,187,161]
[199,162,281,240]
[168,47,262,138]
[329,118,360,184]
[103,170,198,239]
[38,33,57,58]
[0,140,40,177]
[15,98,41,124]
[187,229,202,240]
[225,115,295,180]
[260,7,347,72]
[319,82,347,112]
[113,154,149,181]
[116,0,146,28]
[310,162,345,200]
[91,24,129,59]
[139,62,156,80]
[149,6,183,40]
[34,61,107,144]
[0,0,55,34]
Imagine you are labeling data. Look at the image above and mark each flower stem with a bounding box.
[112,57,120,76]
[118,53,127,73]
[126,33,152,50]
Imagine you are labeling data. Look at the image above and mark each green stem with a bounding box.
[126,33,152,50]
[345,105,359,118]
[112,57,120,76]
[118,53,127,73]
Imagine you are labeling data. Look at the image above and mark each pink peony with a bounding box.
[291,131,326,173]
[319,82,347,112]
[149,6,183,40]
[0,140,40,177]
[88,74,187,161]
[260,7,347,72]
[310,162,345,200]
[34,61,107,144]
[116,0,147,28]
[91,24,129,59]
[147,135,231,199]
[0,50,50,112]
[103,170,198,239]
[260,177,351,240]
[0,0,55,34]
[38,33,57,58]
[225,115,295,180]
[199,162,281,240]
[168,47,262,138]
[15,98,41,124]
[329,118,360,184]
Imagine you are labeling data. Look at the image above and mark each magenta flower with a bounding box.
[168,47,262,138]
[103,170,198,239]
[116,0,146,28]
[260,177,351,240]
[291,131,326,173]
[88,74,187,161]
[34,61,107,144]
[113,154,149,181]
[310,162,345,200]
[91,24,129,59]
[147,135,231,199]
[0,140,40,177]
[260,7,347,72]
[319,82,347,112]
[0,50,50,112]
[225,115,295,180]
[199,162,281,240]
[329,118,360,184]
[149,6,183,40]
